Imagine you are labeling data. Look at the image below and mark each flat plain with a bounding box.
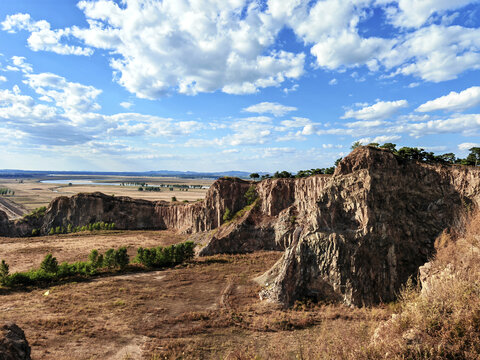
[0,176,214,218]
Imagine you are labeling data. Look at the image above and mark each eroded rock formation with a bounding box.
[0,323,31,360]
[1,147,480,307]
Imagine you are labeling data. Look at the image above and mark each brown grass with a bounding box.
[369,211,480,359]
[0,230,392,360]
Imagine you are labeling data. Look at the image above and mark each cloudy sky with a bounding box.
[0,0,479,172]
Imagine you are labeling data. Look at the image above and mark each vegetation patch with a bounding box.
[0,241,196,288]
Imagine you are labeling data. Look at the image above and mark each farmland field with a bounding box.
[0,176,214,218]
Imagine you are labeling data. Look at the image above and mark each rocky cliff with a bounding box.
[1,147,479,307]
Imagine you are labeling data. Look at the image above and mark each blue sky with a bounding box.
[0,0,479,172]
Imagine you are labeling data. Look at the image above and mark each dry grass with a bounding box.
[370,211,480,359]
[0,229,392,360]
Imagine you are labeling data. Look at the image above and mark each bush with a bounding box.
[103,249,116,269]
[244,185,257,205]
[114,247,129,270]
[40,254,59,274]
[31,229,39,236]
[0,260,9,285]
[88,249,103,268]
[135,241,195,268]
[223,208,233,222]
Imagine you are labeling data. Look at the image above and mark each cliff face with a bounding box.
[1,147,479,307]
[258,148,480,306]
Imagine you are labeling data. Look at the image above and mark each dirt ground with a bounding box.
[0,176,213,215]
[0,231,390,360]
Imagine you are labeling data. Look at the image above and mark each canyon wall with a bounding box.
[1,147,480,307]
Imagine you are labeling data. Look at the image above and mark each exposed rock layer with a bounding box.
[1,147,480,307]
[0,323,31,360]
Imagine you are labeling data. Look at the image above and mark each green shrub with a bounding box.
[49,228,55,235]
[114,247,129,270]
[103,249,116,269]
[40,254,59,274]
[31,229,39,236]
[135,241,195,268]
[0,260,9,285]
[223,208,233,222]
[245,185,257,205]
[88,249,104,268]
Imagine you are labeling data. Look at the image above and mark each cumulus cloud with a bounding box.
[1,13,93,55]
[0,76,6,82]
[343,100,408,120]
[378,0,474,28]
[458,142,480,151]
[70,0,305,98]
[23,73,102,114]
[416,86,480,113]
[244,102,298,117]
[4,1,480,93]
[120,101,133,109]
[356,135,401,144]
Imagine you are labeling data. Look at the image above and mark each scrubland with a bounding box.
[0,211,479,359]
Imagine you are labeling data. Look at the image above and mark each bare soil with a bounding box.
[0,231,390,359]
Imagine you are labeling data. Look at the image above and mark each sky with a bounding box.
[0,0,479,173]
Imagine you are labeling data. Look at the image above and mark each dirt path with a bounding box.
[0,196,27,219]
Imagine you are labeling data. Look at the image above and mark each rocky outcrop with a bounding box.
[0,323,31,360]
[1,147,480,307]
[258,148,480,306]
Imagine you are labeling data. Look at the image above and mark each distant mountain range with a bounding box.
[0,169,267,179]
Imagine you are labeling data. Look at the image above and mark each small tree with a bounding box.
[103,249,116,269]
[380,143,397,152]
[249,173,259,181]
[114,247,129,270]
[351,141,362,150]
[40,254,59,274]
[171,196,177,202]
[0,260,9,285]
[334,157,343,166]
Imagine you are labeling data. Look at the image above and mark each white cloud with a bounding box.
[279,117,311,129]
[458,142,480,151]
[11,56,32,73]
[1,13,93,56]
[243,102,297,117]
[329,78,338,85]
[0,76,6,82]
[283,84,299,94]
[23,73,102,114]
[379,0,474,28]
[276,131,306,142]
[384,25,480,82]
[120,101,133,109]
[70,1,304,98]
[402,114,480,137]
[356,135,401,144]
[343,100,408,120]
[416,86,480,113]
